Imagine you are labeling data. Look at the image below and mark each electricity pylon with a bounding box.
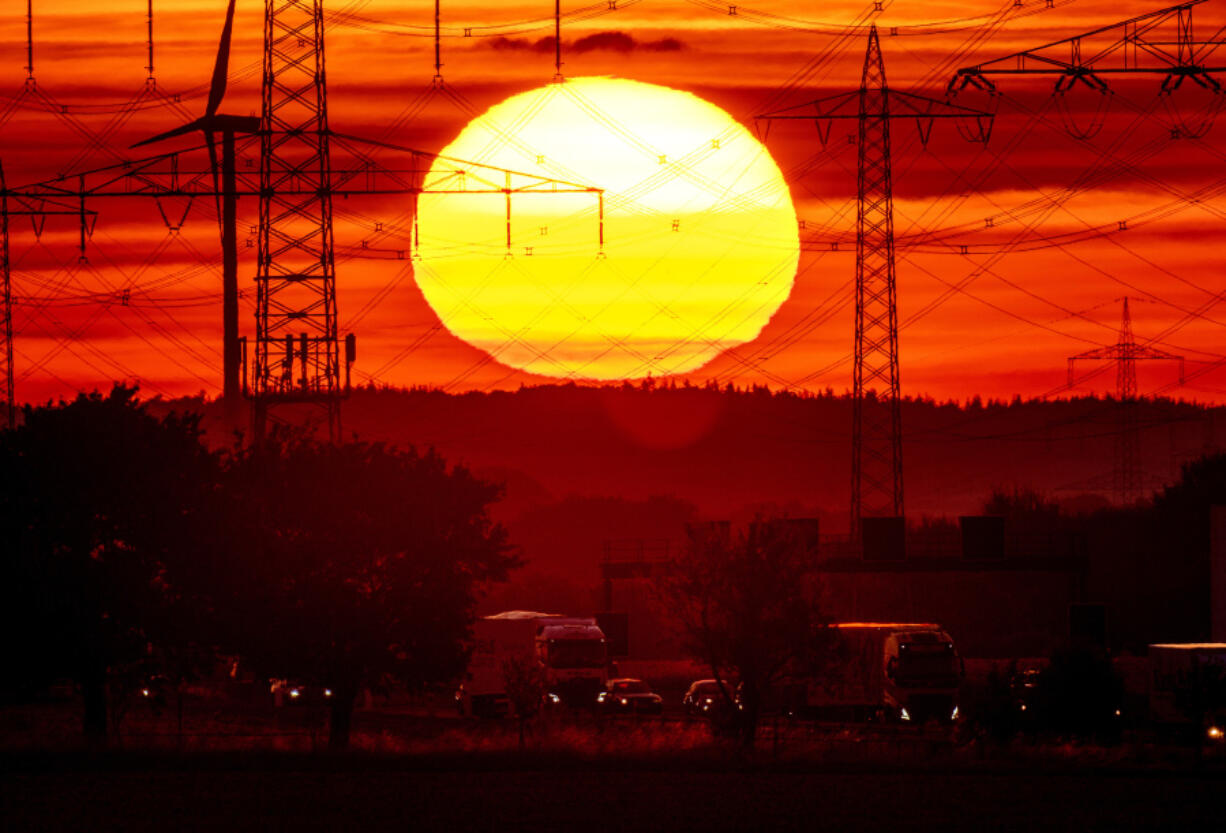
[251,0,343,441]
[1068,298,1183,504]
[0,164,93,429]
[948,0,1226,141]
[0,1,603,441]
[950,0,1225,98]
[950,2,1221,504]
[758,26,992,539]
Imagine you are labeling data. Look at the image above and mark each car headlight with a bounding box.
[548,693,561,704]
[597,692,607,703]
[1208,726,1224,741]
[900,707,911,721]
[289,689,300,698]
[951,706,959,721]
[619,698,629,705]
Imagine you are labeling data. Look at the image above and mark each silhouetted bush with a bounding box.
[1033,646,1123,742]
[964,661,1023,745]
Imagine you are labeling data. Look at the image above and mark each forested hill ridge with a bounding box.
[157,381,1223,530]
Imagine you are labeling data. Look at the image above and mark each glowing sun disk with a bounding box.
[415,76,800,380]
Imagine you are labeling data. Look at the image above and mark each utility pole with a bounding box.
[1068,299,1183,504]
[758,27,992,540]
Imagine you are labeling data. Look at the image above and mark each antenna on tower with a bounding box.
[146,0,156,85]
[433,0,443,87]
[554,0,564,82]
[24,0,34,84]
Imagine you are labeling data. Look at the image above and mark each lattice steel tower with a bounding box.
[253,0,342,442]
[758,27,991,539]
[1068,299,1183,504]
[852,27,904,526]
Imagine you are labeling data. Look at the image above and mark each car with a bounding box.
[683,679,735,718]
[270,678,334,707]
[596,678,663,715]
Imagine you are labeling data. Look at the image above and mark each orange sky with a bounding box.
[2,0,1225,405]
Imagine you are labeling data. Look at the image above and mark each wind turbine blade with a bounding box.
[131,118,206,149]
[207,0,238,118]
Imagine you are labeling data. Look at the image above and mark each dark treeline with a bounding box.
[135,383,1226,645]
[0,386,516,748]
[153,382,1223,525]
[4,385,1224,751]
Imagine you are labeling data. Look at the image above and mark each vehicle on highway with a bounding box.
[457,611,609,717]
[1149,642,1226,743]
[781,622,963,724]
[597,678,664,715]
[682,679,736,718]
[270,678,334,707]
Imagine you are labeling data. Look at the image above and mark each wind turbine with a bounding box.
[134,0,259,425]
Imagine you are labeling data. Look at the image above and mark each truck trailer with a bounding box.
[1148,643,1226,740]
[785,622,963,723]
[457,611,609,717]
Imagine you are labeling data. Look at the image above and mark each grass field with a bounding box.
[5,690,1226,832]
[6,753,1226,833]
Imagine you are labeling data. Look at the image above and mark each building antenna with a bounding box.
[554,0,564,82]
[433,0,443,86]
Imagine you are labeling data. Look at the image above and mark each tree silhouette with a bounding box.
[502,652,547,749]
[659,520,834,747]
[0,386,221,742]
[217,435,517,750]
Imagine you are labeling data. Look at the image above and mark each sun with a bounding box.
[414,77,799,381]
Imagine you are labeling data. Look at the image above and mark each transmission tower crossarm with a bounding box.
[2,151,604,200]
[758,89,993,122]
[757,84,994,147]
[950,0,1226,93]
[1,161,97,430]
[329,131,603,193]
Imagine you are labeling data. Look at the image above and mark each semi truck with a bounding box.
[784,622,963,723]
[1148,643,1226,740]
[457,610,609,717]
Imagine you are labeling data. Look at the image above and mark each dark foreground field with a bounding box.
[5,753,1225,833]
